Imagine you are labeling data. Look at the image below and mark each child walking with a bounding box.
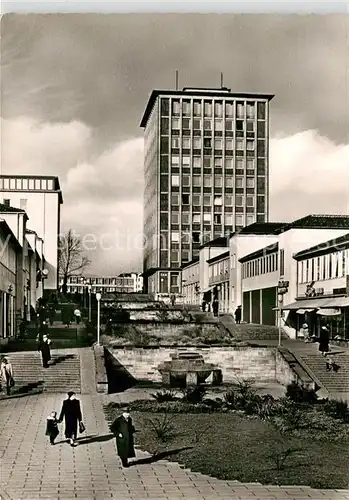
[46,411,60,445]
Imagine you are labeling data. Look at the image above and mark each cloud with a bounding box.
[269,130,349,220]
[1,116,348,274]
[1,117,144,274]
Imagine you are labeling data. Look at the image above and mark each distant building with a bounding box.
[140,86,274,295]
[62,272,143,294]
[0,175,63,291]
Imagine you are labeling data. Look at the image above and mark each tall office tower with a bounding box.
[140,86,274,295]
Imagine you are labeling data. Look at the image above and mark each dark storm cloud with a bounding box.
[1,14,348,144]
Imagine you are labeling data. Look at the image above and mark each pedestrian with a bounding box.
[38,334,52,368]
[235,306,242,324]
[170,294,176,307]
[319,326,330,355]
[201,300,206,312]
[325,354,340,372]
[46,411,60,445]
[58,391,84,447]
[48,306,56,326]
[300,323,310,342]
[0,357,15,395]
[110,409,136,468]
[212,298,219,317]
[74,308,81,325]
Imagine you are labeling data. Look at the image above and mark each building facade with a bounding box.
[0,175,63,291]
[208,251,230,313]
[62,273,143,294]
[141,87,274,294]
[0,206,44,343]
[182,258,200,306]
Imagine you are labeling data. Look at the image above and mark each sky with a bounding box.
[1,14,348,274]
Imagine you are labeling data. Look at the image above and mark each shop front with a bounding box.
[282,295,349,341]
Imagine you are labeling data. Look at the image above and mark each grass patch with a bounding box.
[104,403,349,488]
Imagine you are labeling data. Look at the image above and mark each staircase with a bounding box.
[5,350,81,394]
[218,314,287,342]
[300,353,349,398]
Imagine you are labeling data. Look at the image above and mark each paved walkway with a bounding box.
[0,348,348,500]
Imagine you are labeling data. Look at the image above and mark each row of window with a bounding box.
[298,249,349,284]
[68,287,135,293]
[163,118,265,134]
[0,177,56,192]
[242,252,278,279]
[169,175,257,188]
[167,193,260,206]
[209,258,230,279]
[68,277,137,286]
[168,213,255,225]
[168,136,257,150]
[163,156,263,170]
[161,99,266,120]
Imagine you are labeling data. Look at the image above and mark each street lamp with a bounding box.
[88,284,92,322]
[96,292,102,345]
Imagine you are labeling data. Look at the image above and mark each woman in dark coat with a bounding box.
[58,392,83,446]
[319,326,330,355]
[37,334,51,368]
[110,410,136,468]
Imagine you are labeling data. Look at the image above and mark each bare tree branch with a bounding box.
[58,229,91,293]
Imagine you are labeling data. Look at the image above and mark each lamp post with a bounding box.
[88,284,92,323]
[96,292,101,345]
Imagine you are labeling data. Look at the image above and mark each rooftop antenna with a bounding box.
[220,72,224,88]
[175,70,179,90]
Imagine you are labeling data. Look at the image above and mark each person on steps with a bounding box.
[319,326,330,355]
[110,409,136,468]
[37,334,52,368]
[58,392,83,447]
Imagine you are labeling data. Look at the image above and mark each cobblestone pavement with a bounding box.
[0,347,348,500]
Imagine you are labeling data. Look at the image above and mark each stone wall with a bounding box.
[275,350,297,386]
[112,322,222,339]
[128,310,185,322]
[110,346,277,384]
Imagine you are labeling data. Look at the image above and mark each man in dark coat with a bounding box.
[110,410,136,468]
[319,326,330,355]
[37,334,51,368]
[235,306,242,324]
[58,392,83,446]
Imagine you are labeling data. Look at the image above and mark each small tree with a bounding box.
[59,229,91,295]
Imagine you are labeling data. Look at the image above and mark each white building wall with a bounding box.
[199,246,227,294]
[1,192,60,290]
[278,228,349,310]
[230,234,279,312]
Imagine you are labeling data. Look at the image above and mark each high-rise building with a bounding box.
[140,86,274,295]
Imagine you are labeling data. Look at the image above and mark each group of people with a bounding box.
[45,393,136,468]
[300,322,341,372]
[45,391,84,447]
[201,288,220,317]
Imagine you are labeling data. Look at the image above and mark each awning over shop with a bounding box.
[323,296,349,308]
[317,308,341,316]
[282,297,334,311]
[296,308,315,314]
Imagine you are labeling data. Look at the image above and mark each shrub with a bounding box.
[151,389,178,402]
[323,399,349,423]
[286,382,318,403]
[145,413,179,446]
[182,386,207,404]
